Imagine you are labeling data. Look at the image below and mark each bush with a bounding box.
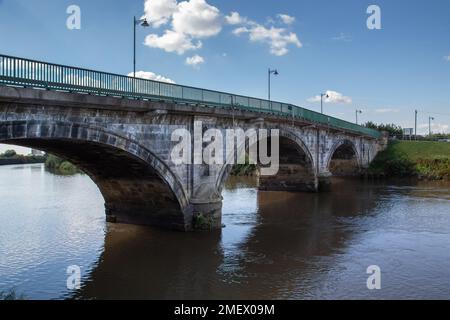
[383,157,416,177]
[59,161,79,175]
[45,154,61,170]
[45,154,81,175]
[416,158,450,180]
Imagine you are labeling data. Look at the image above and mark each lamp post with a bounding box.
[320,93,329,114]
[268,68,279,107]
[133,16,150,78]
[429,116,435,137]
[356,109,363,125]
[415,110,418,140]
[230,95,235,127]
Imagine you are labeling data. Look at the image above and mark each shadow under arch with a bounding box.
[327,139,361,176]
[216,127,318,194]
[0,120,190,230]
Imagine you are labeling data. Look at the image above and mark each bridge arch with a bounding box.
[0,120,190,230]
[327,139,361,176]
[216,128,317,194]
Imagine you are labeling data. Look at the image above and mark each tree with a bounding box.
[2,150,17,158]
[364,122,403,136]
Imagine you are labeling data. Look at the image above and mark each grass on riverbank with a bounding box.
[369,141,450,180]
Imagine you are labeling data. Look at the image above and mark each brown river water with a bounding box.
[1,164,450,299]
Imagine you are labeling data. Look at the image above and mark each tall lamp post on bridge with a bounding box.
[320,93,329,114]
[429,116,435,137]
[268,68,279,109]
[355,109,363,125]
[133,16,150,78]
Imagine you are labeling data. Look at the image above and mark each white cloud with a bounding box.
[143,0,220,55]
[142,0,301,57]
[332,32,352,42]
[307,90,352,104]
[232,26,248,36]
[278,14,295,25]
[374,108,400,113]
[445,55,450,62]
[185,54,205,67]
[127,71,176,84]
[228,11,301,56]
[145,30,202,54]
[225,12,246,25]
[172,0,222,38]
[143,0,178,28]
[233,23,302,56]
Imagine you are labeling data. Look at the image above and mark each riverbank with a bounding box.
[368,141,450,180]
[0,152,45,166]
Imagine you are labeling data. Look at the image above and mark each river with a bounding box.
[0,163,450,300]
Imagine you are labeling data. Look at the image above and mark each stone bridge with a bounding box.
[0,54,386,231]
[0,86,386,231]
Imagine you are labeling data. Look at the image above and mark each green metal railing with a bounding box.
[0,54,380,138]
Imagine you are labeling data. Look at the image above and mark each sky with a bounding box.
[1,0,450,152]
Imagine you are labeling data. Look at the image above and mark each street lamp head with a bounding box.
[141,19,150,27]
[269,69,279,76]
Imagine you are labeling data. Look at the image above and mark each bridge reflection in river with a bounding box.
[1,164,450,299]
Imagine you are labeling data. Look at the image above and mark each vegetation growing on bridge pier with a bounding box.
[369,141,450,180]
[230,153,258,177]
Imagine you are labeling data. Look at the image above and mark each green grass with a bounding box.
[383,141,450,161]
[370,141,450,179]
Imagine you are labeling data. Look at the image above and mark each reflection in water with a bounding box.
[1,165,450,299]
[0,164,105,300]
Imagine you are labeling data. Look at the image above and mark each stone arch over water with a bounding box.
[0,120,190,230]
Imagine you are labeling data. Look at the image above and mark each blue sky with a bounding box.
[1,0,450,154]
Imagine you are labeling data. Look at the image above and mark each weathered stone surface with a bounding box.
[0,86,385,231]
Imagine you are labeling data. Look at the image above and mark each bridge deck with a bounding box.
[0,54,380,138]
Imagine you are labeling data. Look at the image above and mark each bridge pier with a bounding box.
[104,202,188,231]
[104,200,223,232]
[318,171,333,192]
[259,164,318,192]
[105,202,222,231]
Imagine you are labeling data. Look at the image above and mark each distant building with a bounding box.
[31,149,45,156]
